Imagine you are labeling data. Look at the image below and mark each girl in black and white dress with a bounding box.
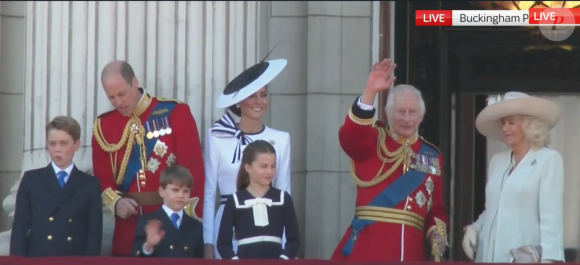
[203,58,292,259]
[217,140,300,260]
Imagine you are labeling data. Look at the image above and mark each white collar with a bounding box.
[137,91,145,104]
[162,204,184,219]
[51,162,74,176]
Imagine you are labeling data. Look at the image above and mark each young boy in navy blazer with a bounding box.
[132,165,204,258]
[10,116,103,257]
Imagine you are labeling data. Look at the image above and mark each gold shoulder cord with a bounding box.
[350,124,413,188]
[93,115,147,185]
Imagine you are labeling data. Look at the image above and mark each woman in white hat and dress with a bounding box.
[462,92,565,263]
[202,58,292,259]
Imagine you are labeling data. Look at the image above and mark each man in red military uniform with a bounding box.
[331,59,448,262]
[92,61,205,256]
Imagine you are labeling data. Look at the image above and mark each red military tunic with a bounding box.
[331,97,448,262]
[92,92,205,256]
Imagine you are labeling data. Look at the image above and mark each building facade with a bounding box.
[0,1,392,258]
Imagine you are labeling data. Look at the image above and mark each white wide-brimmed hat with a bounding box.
[475,92,560,142]
[215,59,287,109]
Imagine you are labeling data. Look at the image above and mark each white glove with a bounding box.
[462,224,477,260]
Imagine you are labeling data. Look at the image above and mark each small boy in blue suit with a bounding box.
[132,165,204,258]
[10,116,103,257]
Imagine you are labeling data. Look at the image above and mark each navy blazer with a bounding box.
[132,207,204,258]
[10,164,103,257]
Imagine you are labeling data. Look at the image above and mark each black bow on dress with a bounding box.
[211,113,253,164]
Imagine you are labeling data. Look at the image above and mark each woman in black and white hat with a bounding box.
[202,58,293,259]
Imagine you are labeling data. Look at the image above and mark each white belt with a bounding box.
[237,235,282,246]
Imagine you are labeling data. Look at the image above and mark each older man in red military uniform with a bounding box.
[331,59,448,262]
[92,61,205,256]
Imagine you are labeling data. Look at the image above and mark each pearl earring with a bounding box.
[236,104,240,108]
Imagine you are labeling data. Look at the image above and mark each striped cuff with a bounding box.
[348,97,375,125]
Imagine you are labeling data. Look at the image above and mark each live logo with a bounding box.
[528,8,577,25]
[415,10,453,26]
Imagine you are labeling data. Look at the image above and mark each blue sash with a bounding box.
[341,143,438,257]
[119,101,177,191]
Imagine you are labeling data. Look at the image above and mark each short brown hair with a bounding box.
[45,116,81,141]
[160,165,194,189]
[101,60,136,85]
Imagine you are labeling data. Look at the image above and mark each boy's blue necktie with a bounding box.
[57,171,68,188]
[171,213,180,229]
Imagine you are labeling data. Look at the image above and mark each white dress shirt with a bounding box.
[51,162,74,184]
[357,96,375,110]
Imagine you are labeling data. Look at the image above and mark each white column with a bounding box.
[0,0,26,253]
[304,1,374,259]
[0,0,262,256]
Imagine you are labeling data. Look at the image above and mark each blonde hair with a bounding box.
[520,115,550,148]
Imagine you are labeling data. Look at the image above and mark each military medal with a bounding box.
[146,122,154,139]
[166,153,176,167]
[159,118,166,136]
[152,120,160,138]
[153,140,168,157]
[164,117,172,135]
[429,157,436,174]
[425,177,435,195]
[415,191,427,208]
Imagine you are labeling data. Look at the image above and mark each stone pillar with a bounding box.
[266,1,309,257]
[0,1,108,255]
[303,1,373,259]
[0,1,262,256]
[0,0,27,254]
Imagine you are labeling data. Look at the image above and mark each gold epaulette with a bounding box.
[373,120,385,128]
[183,197,201,220]
[420,136,441,154]
[102,188,123,214]
[156,97,183,104]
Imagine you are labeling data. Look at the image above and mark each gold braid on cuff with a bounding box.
[426,225,437,238]
[102,187,123,214]
[426,218,448,243]
[348,108,375,126]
